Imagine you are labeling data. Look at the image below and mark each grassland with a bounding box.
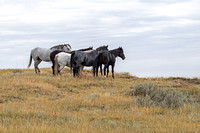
[0,68,199,133]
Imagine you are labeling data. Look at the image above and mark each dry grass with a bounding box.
[0,68,199,132]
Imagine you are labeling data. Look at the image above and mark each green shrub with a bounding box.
[130,83,185,109]
[130,83,157,97]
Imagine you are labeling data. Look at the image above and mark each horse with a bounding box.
[70,45,108,77]
[51,47,93,75]
[27,44,71,73]
[93,47,125,79]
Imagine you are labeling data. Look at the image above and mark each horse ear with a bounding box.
[119,46,122,49]
[106,45,108,48]
[67,44,71,49]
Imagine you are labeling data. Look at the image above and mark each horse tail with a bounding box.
[27,51,33,68]
[94,53,102,67]
[70,52,75,72]
[54,55,59,75]
[93,53,102,76]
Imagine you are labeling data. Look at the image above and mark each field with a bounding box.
[0,68,199,132]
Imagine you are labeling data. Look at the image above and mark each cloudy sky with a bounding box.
[0,0,200,77]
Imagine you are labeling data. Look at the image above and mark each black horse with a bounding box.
[50,47,93,75]
[70,45,108,77]
[93,47,125,79]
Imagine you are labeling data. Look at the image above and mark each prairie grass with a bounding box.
[0,68,199,132]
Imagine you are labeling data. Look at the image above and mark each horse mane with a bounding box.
[76,46,93,52]
[96,45,108,51]
[50,44,71,50]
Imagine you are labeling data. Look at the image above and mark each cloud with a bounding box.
[0,0,200,77]
[150,1,200,17]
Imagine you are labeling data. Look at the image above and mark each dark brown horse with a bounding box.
[50,47,93,75]
[93,47,125,78]
[70,45,108,77]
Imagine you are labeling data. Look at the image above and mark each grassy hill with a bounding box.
[0,68,199,132]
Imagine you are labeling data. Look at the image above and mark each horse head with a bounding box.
[50,44,71,52]
[118,47,125,60]
[96,45,108,51]
[63,44,72,52]
[89,46,93,50]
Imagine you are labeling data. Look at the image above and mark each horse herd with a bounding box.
[27,44,125,78]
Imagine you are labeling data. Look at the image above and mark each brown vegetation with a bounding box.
[0,68,199,132]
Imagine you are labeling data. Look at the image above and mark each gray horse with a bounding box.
[70,45,108,76]
[28,44,71,73]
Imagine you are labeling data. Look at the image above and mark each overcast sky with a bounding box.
[0,0,200,77]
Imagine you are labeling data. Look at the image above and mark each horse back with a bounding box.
[31,47,51,61]
[100,51,110,63]
[56,52,71,67]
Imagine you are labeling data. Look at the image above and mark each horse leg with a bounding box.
[56,65,61,76]
[52,65,55,75]
[107,65,109,77]
[77,66,80,77]
[36,63,41,73]
[104,65,106,76]
[93,63,99,77]
[52,60,56,75]
[100,64,103,76]
[93,64,96,77]
[112,64,115,79]
[79,65,84,75]
[34,59,41,74]
[73,66,78,77]
[35,68,37,74]
[58,65,65,76]
[73,67,76,77]
[33,60,38,74]
[96,64,99,77]
[58,70,61,76]
[36,66,40,73]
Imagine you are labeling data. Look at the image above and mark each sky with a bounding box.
[0,0,200,77]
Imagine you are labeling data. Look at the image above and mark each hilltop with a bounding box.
[0,68,199,132]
